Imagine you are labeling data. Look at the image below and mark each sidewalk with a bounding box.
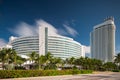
[1,72,119,80]
[93,71,115,74]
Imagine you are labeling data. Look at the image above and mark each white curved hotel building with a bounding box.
[10,27,85,59]
[10,36,39,55]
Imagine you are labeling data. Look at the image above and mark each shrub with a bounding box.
[15,66,26,70]
[72,69,79,74]
[112,70,120,72]
[0,70,93,79]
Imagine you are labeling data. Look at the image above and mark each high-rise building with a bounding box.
[91,17,116,62]
[10,27,85,59]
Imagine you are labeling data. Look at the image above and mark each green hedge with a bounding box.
[112,70,120,72]
[0,70,93,79]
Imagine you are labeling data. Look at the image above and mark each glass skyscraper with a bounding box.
[91,17,116,62]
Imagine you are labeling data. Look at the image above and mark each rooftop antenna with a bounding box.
[104,16,114,21]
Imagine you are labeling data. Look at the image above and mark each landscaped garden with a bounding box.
[0,48,120,79]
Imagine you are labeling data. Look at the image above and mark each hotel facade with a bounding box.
[91,17,116,62]
[10,27,85,59]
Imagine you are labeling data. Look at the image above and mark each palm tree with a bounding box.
[74,57,85,69]
[65,58,69,64]
[0,48,7,70]
[39,55,47,69]
[51,57,62,69]
[16,55,27,66]
[68,57,75,69]
[114,53,120,63]
[45,52,53,60]
[9,49,17,65]
[0,48,17,70]
[114,53,120,69]
[45,52,53,65]
[40,52,63,70]
[28,51,39,69]
[103,62,117,71]
[28,51,38,63]
[90,58,102,70]
[46,57,57,69]
[83,57,89,69]
[69,57,75,65]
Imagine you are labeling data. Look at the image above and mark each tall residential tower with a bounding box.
[91,17,116,62]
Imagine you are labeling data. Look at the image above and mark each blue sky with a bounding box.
[0,0,120,54]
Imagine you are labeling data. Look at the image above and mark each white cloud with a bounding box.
[10,19,79,38]
[0,39,7,48]
[116,45,120,54]
[36,19,59,36]
[63,24,78,37]
[82,45,91,57]
[10,22,37,37]
[11,19,63,37]
[83,45,91,54]
[57,28,68,36]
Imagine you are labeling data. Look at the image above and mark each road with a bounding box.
[2,72,120,80]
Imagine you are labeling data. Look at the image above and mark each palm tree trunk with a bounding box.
[2,62,5,70]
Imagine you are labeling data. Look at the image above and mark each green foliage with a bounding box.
[38,52,63,70]
[72,66,77,70]
[114,53,120,63]
[16,55,27,66]
[44,64,57,70]
[1,48,119,72]
[28,51,38,63]
[74,57,103,71]
[112,70,120,72]
[114,53,120,70]
[0,70,93,79]
[0,48,17,70]
[5,63,15,70]
[103,62,117,71]
[15,66,26,70]
[71,69,79,74]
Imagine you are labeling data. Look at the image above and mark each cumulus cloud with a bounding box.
[85,46,90,54]
[63,24,78,37]
[10,22,37,36]
[116,45,120,54]
[82,45,91,57]
[36,19,59,36]
[10,19,79,38]
[57,28,68,36]
[83,45,91,54]
[0,38,7,48]
[10,19,63,37]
